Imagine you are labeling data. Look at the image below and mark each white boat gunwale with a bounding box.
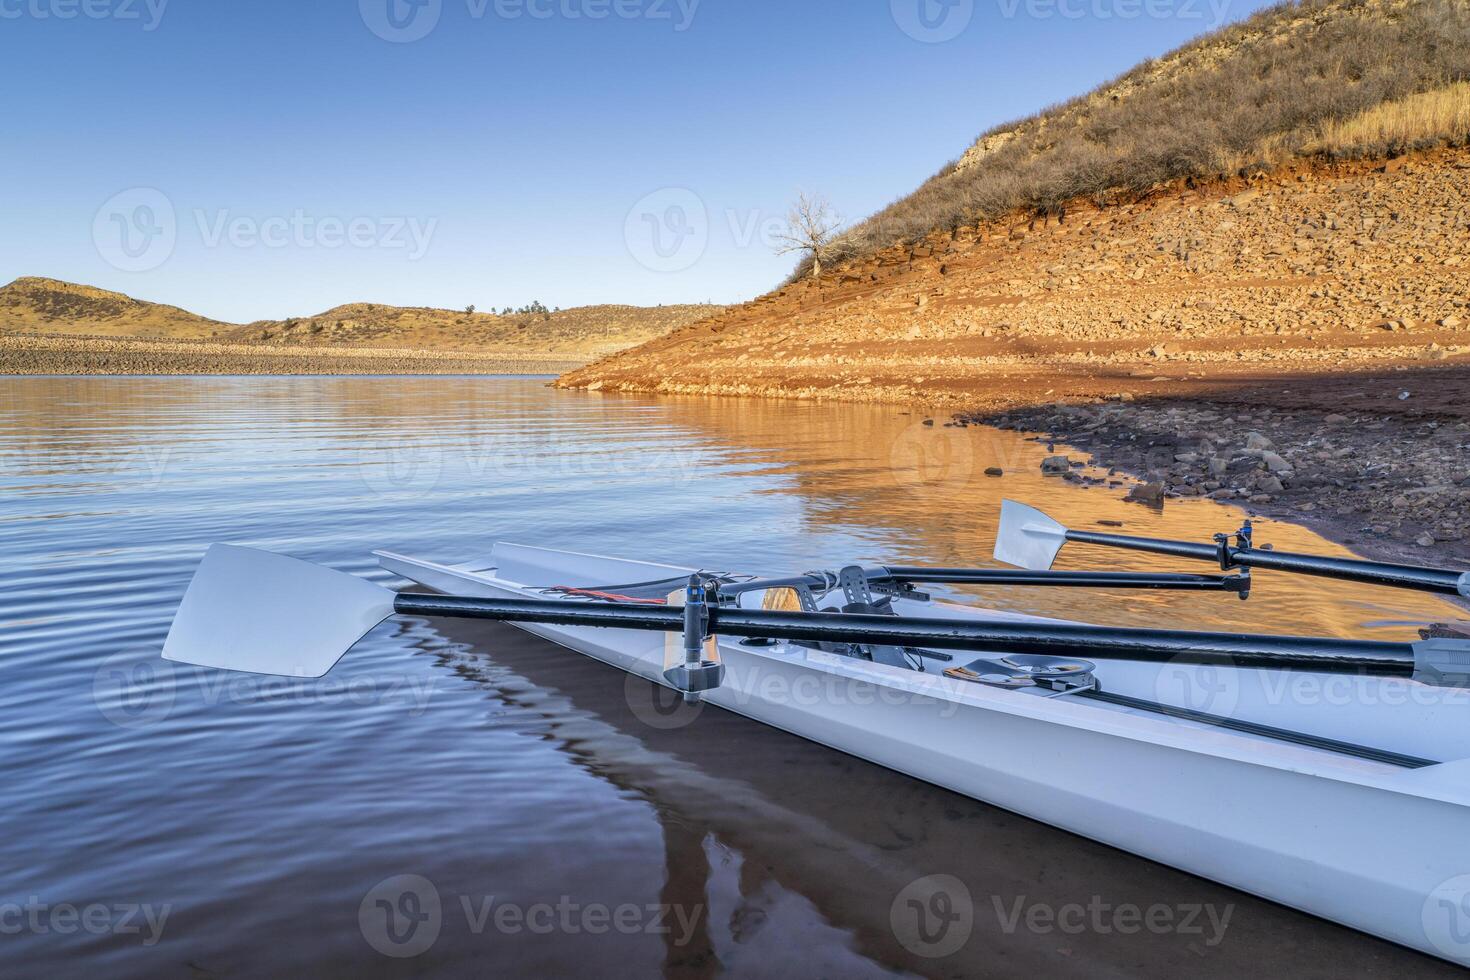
[373,545,1470,804]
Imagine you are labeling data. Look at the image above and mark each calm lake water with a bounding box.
[1,376,1462,979]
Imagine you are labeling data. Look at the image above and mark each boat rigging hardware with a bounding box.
[665,575,725,704]
[1214,522,1255,600]
[1415,638,1470,689]
[1000,499,1470,598]
[717,567,1250,603]
[833,567,922,670]
[946,654,1098,695]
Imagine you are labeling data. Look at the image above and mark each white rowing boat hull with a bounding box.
[378,543,1470,966]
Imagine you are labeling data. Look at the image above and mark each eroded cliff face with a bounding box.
[558,148,1470,410]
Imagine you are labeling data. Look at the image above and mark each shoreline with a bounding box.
[0,334,587,377]
[965,366,1470,577]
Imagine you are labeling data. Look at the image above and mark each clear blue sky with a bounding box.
[1,0,1273,323]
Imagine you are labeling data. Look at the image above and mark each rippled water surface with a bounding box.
[1,376,1461,978]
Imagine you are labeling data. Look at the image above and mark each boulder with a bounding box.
[1245,431,1273,451]
[1126,482,1166,506]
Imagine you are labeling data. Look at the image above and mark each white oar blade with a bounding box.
[163,545,396,678]
[994,500,1068,570]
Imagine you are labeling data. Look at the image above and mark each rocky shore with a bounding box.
[967,366,1470,569]
[0,334,584,376]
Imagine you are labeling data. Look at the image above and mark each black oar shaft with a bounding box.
[1067,530,1220,562]
[722,567,1246,596]
[881,568,1242,591]
[1065,530,1468,596]
[392,595,1416,677]
[1229,549,1466,595]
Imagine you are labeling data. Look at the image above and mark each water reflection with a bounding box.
[1,376,1460,978]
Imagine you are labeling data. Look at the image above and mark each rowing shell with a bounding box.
[375,542,1470,967]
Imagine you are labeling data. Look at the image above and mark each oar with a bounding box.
[718,567,1251,600]
[995,500,1470,598]
[162,546,1470,689]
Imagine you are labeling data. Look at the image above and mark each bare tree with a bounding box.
[773,192,843,282]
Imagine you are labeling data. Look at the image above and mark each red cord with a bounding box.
[549,587,669,606]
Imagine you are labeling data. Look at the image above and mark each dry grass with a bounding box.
[802,0,1470,278]
[1308,80,1470,154]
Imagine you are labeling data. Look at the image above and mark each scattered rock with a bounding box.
[985,467,1005,477]
[1260,451,1292,474]
[1245,432,1273,451]
[1125,482,1165,506]
[1041,456,1072,475]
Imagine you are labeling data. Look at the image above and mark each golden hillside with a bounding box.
[824,0,1470,271]
[224,301,724,359]
[0,277,723,360]
[0,277,233,339]
[560,0,1470,404]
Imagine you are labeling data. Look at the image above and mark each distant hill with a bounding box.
[0,277,233,339]
[0,278,724,360]
[224,301,726,359]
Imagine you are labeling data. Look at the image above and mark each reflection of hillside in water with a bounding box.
[5,376,1456,643]
[572,390,1462,641]
[421,617,1456,980]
